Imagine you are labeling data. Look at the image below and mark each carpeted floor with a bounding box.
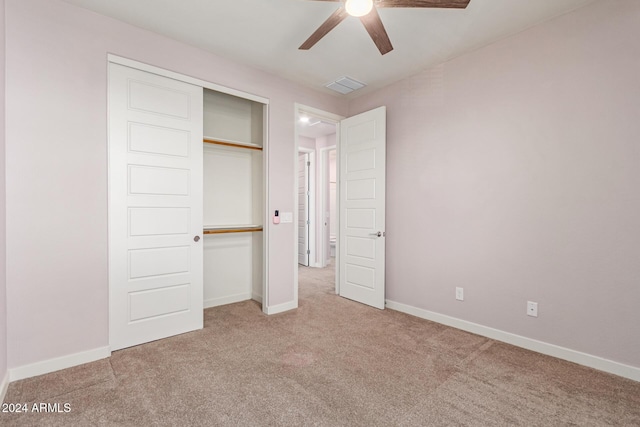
[2,262,639,426]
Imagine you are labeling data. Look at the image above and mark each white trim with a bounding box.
[252,293,263,304]
[293,105,300,309]
[296,105,344,123]
[386,300,640,382]
[298,148,317,267]
[204,293,252,309]
[318,145,337,268]
[107,54,269,105]
[264,300,298,315]
[334,124,341,296]
[0,371,9,404]
[9,346,111,382]
[262,104,270,314]
[308,152,317,267]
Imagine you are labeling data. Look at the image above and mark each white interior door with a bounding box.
[298,153,310,266]
[109,63,204,351]
[339,106,386,309]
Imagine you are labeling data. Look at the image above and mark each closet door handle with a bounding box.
[194,235,201,242]
[369,231,382,237]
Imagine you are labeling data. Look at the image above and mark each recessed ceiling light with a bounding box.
[299,116,310,123]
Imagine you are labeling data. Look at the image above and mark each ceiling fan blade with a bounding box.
[376,0,470,8]
[299,7,349,50]
[360,7,393,55]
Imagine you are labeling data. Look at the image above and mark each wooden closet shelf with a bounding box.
[203,226,263,235]
[203,138,263,151]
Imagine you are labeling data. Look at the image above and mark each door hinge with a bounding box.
[307,250,310,254]
[306,220,310,225]
[307,161,310,166]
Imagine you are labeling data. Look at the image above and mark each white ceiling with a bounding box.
[62,0,597,98]
[298,117,337,139]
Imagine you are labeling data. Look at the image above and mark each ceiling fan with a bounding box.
[299,0,471,55]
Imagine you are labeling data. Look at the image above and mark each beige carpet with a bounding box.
[2,262,639,426]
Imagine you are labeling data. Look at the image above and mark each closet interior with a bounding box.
[202,89,265,308]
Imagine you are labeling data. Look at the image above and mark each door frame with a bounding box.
[107,54,272,339]
[294,104,344,299]
[318,145,336,268]
[297,148,316,267]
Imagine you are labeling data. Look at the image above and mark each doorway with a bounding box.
[295,105,342,298]
[294,104,387,310]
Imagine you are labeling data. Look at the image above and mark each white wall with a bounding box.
[0,0,8,396]
[349,0,640,369]
[298,136,315,151]
[4,0,347,370]
[316,133,336,150]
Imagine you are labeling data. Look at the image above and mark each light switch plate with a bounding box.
[281,212,293,223]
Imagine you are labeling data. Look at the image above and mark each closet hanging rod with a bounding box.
[203,138,263,151]
[203,227,263,235]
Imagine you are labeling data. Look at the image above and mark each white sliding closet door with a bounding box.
[108,63,204,351]
[339,107,386,309]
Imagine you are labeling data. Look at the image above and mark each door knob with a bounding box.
[194,236,200,242]
[369,231,382,237]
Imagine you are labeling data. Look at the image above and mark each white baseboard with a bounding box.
[264,299,297,315]
[0,370,9,404]
[386,300,640,382]
[9,346,111,382]
[204,292,252,309]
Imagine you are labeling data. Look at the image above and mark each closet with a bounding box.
[202,89,265,308]
[108,57,267,351]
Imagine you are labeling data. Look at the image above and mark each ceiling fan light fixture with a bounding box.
[345,0,373,17]
[300,0,470,55]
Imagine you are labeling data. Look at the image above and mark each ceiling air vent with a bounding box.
[325,76,366,95]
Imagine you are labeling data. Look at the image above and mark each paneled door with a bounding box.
[298,153,310,266]
[108,63,204,351]
[339,107,386,309]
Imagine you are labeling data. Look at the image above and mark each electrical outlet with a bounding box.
[527,301,538,317]
[455,287,464,301]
